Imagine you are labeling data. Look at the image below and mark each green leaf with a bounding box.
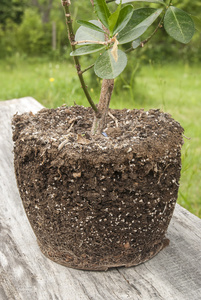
[132,38,141,49]
[118,8,163,44]
[113,5,134,35]
[94,0,111,29]
[116,0,165,6]
[190,15,201,33]
[164,7,195,44]
[75,20,105,45]
[94,49,127,79]
[77,20,105,34]
[70,44,106,56]
[108,1,122,34]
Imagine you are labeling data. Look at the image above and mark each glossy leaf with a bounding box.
[77,20,105,34]
[94,0,111,29]
[116,0,165,6]
[118,8,163,44]
[164,7,195,44]
[94,49,127,79]
[75,20,105,45]
[70,44,106,56]
[190,15,201,33]
[108,1,122,34]
[113,5,134,35]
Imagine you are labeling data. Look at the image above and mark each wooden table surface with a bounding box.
[0,97,201,300]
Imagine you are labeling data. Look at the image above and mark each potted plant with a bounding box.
[12,0,198,271]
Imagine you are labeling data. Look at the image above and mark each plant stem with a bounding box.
[81,64,95,74]
[92,26,114,135]
[62,0,98,113]
[141,21,162,46]
[126,18,164,53]
[72,40,108,45]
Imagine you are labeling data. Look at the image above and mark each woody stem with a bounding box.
[62,0,98,113]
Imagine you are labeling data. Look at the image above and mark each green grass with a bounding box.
[0,57,200,218]
[132,63,201,218]
[0,56,92,108]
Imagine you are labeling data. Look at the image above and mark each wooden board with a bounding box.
[0,97,201,300]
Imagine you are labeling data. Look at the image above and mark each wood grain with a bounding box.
[0,97,201,300]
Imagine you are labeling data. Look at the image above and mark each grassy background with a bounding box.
[0,57,200,218]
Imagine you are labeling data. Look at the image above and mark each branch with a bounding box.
[62,0,98,114]
[72,34,118,46]
[72,40,108,46]
[125,20,163,53]
[141,22,162,46]
[81,64,95,74]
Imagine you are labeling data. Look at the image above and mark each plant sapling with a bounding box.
[11,0,201,271]
[62,0,198,134]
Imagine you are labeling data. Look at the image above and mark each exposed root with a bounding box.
[58,138,69,151]
[108,112,119,128]
[182,134,191,140]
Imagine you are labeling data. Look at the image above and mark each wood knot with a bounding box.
[62,0,71,6]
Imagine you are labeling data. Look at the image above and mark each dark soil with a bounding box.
[12,106,184,270]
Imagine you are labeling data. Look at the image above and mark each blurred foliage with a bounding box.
[16,9,52,55]
[0,0,200,62]
[0,0,27,25]
[174,0,201,13]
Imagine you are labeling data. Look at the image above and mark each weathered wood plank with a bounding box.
[0,97,201,300]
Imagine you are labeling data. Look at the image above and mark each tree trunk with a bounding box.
[31,0,53,24]
[42,4,52,23]
[91,79,114,135]
[52,21,56,50]
[91,14,114,135]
